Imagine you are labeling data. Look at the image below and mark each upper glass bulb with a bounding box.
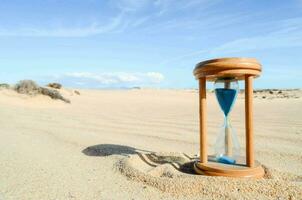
[214,78,239,117]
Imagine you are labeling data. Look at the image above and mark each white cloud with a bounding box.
[146,72,165,83]
[159,17,302,65]
[209,17,302,55]
[115,0,150,12]
[0,0,143,37]
[56,72,165,88]
[65,72,119,84]
[0,0,221,37]
[0,13,125,37]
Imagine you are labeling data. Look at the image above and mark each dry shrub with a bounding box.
[0,83,10,89]
[39,87,70,103]
[14,80,70,103]
[14,80,40,95]
[74,90,80,95]
[47,83,62,89]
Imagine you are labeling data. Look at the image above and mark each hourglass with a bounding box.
[193,58,265,178]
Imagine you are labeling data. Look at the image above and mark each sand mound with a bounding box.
[115,152,302,199]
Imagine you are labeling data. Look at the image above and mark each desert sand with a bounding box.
[0,88,301,199]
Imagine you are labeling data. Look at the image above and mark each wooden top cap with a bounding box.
[193,57,262,81]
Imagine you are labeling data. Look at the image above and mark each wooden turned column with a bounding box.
[245,75,254,167]
[199,77,207,163]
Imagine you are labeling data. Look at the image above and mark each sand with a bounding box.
[0,88,301,199]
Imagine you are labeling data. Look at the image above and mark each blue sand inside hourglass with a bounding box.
[217,156,236,164]
[215,88,238,116]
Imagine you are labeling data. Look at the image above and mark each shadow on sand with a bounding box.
[82,144,151,157]
[82,144,196,174]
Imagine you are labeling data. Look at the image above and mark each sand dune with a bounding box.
[0,88,301,199]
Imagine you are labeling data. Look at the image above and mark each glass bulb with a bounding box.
[214,77,240,164]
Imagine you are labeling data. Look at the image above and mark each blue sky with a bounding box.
[0,0,301,89]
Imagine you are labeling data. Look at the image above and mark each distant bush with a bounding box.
[14,80,40,95]
[14,80,70,103]
[74,90,80,95]
[0,83,10,89]
[47,83,62,89]
[39,87,70,103]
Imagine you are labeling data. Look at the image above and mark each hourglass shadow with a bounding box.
[82,144,197,174]
[82,144,153,157]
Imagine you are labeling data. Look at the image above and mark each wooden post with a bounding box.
[199,77,207,163]
[245,75,254,167]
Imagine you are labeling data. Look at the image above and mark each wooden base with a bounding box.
[194,159,264,178]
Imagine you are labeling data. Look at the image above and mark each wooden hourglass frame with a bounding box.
[193,58,265,178]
